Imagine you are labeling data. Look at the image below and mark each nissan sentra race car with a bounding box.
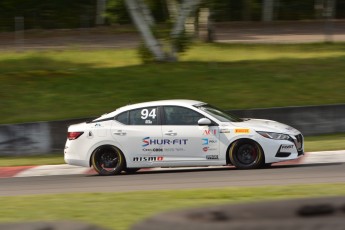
[64,100,304,175]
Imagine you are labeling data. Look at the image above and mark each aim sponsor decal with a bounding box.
[202,129,217,136]
[235,128,250,134]
[142,137,188,147]
[133,156,164,162]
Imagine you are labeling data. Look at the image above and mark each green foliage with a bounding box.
[106,0,130,24]
[106,0,169,25]
[172,31,193,53]
[0,0,95,31]
[277,0,315,20]
[137,42,156,63]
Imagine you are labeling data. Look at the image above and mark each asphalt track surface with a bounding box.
[1,162,344,196]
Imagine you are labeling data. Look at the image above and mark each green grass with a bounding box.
[0,133,344,167]
[0,184,345,230]
[1,43,345,124]
[0,153,64,167]
[304,133,345,152]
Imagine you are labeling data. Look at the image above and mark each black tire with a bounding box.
[263,163,272,168]
[123,168,141,174]
[91,145,125,176]
[229,140,264,169]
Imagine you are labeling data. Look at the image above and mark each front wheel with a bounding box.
[229,140,264,169]
[91,145,125,176]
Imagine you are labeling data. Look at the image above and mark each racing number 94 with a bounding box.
[141,108,157,120]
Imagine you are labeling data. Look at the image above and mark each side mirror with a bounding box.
[198,118,212,126]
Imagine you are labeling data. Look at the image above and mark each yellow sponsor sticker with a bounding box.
[235,128,250,134]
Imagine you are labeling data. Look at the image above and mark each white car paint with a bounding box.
[64,100,304,172]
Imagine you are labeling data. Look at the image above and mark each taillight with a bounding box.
[67,132,84,140]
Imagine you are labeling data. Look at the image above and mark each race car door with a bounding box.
[111,106,163,167]
[159,106,220,166]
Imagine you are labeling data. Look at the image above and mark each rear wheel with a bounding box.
[91,145,125,176]
[229,140,264,169]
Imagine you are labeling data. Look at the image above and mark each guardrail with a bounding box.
[0,104,344,156]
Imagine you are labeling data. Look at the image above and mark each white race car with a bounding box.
[64,100,304,175]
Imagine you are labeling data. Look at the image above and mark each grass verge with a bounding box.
[0,133,344,167]
[1,43,344,124]
[0,184,345,230]
[0,153,64,167]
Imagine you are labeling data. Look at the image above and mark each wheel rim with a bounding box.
[94,147,120,173]
[235,144,258,165]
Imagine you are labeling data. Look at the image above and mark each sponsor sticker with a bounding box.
[163,147,185,152]
[202,138,217,145]
[202,147,217,152]
[133,156,163,162]
[206,155,219,160]
[142,137,188,147]
[280,144,294,152]
[235,129,250,134]
[202,138,209,145]
[142,148,163,152]
[220,129,230,133]
[202,129,217,136]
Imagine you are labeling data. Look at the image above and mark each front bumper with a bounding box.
[257,133,304,163]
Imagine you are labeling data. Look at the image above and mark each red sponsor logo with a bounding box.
[203,147,209,152]
[203,129,217,135]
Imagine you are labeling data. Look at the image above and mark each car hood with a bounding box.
[229,118,301,135]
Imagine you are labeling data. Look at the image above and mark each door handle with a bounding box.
[113,130,126,136]
[164,131,177,136]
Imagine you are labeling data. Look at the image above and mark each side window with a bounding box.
[115,111,128,125]
[129,107,158,125]
[163,106,204,125]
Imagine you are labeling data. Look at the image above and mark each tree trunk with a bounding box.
[166,0,179,20]
[95,0,107,25]
[137,0,155,26]
[171,0,201,37]
[170,0,201,58]
[262,0,274,22]
[125,0,166,61]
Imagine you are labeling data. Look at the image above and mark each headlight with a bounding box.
[257,131,290,140]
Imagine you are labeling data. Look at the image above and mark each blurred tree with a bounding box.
[125,0,201,62]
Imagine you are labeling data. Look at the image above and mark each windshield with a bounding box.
[195,104,243,122]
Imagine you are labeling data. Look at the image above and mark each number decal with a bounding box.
[148,109,156,119]
[141,109,148,119]
[141,108,156,119]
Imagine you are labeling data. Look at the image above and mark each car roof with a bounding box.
[96,99,205,120]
